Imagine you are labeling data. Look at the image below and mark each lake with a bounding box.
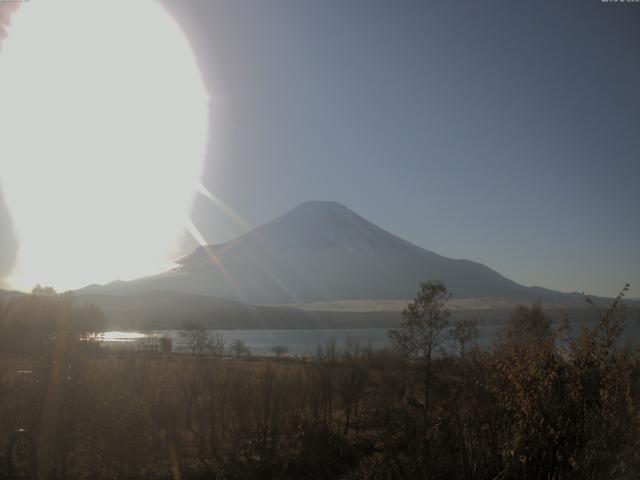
[103,321,640,356]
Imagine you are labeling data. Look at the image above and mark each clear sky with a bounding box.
[1,0,639,297]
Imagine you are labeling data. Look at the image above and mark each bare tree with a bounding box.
[230,339,250,358]
[388,280,450,411]
[343,336,361,359]
[450,319,480,360]
[503,302,552,342]
[316,337,337,362]
[180,322,211,356]
[338,359,368,434]
[207,332,226,358]
[270,344,288,359]
[160,336,173,355]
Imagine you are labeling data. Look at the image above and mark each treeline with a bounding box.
[0,288,105,354]
[0,283,637,479]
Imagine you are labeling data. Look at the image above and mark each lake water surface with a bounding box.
[103,321,640,356]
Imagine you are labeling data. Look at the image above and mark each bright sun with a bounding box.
[0,1,209,292]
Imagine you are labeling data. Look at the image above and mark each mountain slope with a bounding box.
[79,201,578,304]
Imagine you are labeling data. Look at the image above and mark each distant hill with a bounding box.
[68,290,407,330]
[4,287,620,331]
[79,201,584,304]
[0,287,403,330]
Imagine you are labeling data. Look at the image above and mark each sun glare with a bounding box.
[0,1,209,292]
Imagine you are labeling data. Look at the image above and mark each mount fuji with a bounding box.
[78,201,578,305]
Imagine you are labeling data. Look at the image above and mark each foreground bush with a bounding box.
[0,286,637,479]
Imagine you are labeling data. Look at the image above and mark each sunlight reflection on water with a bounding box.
[102,331,148,342]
